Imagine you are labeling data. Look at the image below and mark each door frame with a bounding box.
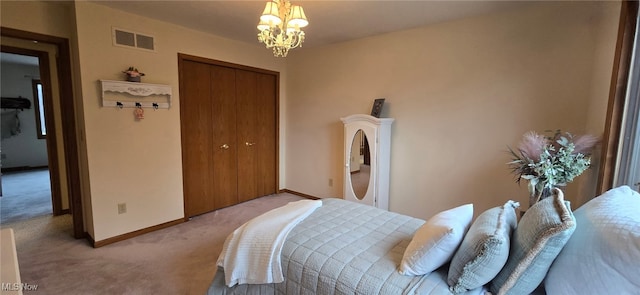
[1,27,84,239]
[177,53,280,219]
[597,1,638,194]
[1,45,63,215]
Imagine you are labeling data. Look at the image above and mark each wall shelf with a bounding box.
[100,80,172,109]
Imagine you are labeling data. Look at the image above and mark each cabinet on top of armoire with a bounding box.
[179,55,278,218]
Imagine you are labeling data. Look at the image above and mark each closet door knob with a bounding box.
[245,142,256,146]
[220,144,229,149]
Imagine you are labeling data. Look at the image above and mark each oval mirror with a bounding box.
[350,129,370,200]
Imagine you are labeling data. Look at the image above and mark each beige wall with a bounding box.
[577,2,621,206]
[0,1,73,39]
[1,0,621,241]
[285,1,621,219]
[73,1,286,241]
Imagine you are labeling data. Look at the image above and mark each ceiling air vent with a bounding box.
[112,28,155,52]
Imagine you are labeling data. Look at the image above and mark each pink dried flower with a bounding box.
[518,131,546,162]
[572,134,599,155]
[123,66,145,77]
[508,129,599,207]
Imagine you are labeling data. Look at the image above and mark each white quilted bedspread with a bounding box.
[209,199,484,295]
[217,200,322,287]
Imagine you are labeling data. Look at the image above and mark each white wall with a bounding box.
[73,1,287,241]
[0,62,48,168]
[285,1,621,219]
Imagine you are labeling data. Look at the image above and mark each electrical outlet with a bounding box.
[329,178,333,187]
[117,203,127,214]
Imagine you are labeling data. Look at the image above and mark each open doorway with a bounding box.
[0,50,58,223]
[0,27,84,239]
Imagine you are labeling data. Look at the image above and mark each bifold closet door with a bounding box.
[235,70,277,202]
[181,56,277,218]
[255,73,277,197]
[181,62,239,217]
[236,70,258,202]
[181,60,215,217]
[210,65,239,209]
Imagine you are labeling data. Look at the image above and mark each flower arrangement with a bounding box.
[123,67,145,82]
[508,130,599,206]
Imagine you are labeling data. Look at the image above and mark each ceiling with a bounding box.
[93,1,530,49]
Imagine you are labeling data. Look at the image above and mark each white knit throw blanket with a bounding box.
[217,199,322,287]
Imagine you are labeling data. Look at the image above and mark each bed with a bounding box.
[210,186,640,295]
[207,198,483,295]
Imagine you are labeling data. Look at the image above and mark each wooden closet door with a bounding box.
[235,69,259,202]
[256,73,277,196]
[180,54,278,217]
[181,60,215,217]
[210,65,239,209]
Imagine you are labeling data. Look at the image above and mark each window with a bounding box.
[616,28,640,192]
[32,79,46,139]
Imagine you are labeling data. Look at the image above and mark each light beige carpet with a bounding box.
[1,193,304,295]
[350,164,370,198]
[0,169,53,224]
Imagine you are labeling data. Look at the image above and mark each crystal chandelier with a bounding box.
[257,0,308,57]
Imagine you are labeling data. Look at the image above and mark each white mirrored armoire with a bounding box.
[341,114,394,210]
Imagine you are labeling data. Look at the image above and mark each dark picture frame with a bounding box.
[370,98,385,118]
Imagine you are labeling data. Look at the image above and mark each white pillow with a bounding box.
[544,186,640,294]
[399,204,473,276]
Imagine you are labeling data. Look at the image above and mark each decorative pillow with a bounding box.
[544,185,640,294]
[399,204,473,276]
[447,200,519,294]
[489,188,576,295]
